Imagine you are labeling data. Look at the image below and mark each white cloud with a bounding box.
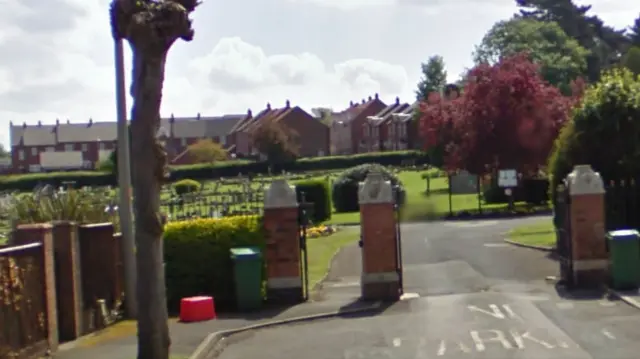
[0,0,638,152]
[0,0,412,149]
[190,37,408,110]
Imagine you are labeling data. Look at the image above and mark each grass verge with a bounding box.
[307,227,359,289]
[507,220,555,248]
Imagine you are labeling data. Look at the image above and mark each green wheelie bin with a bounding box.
[230,247,263,311]
[608,229,640,290]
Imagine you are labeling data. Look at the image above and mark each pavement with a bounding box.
[216,216,640,359]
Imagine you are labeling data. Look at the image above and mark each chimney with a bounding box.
[266,102,271,110]
[361,99,365,104]
[9,121,12,126]
[56,118,60,125]
[285,99,290,108]
[197,112,201,120]
[349,101,354,107]
[395,96,400,105]
[23,122,27,128]
[247,108,252,117]
[88,118,93,127]
[169,113,175,123]
[368,96,372,101]
[375,93,379,100]
[67,119,70,124]
[38,121,42,127]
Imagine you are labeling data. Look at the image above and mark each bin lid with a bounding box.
[230,247,262,260]
[607,229,640,240]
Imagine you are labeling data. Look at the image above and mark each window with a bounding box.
[18,150,24,161]
[31,147,38,156]
[81,143,88,151]
[181,138,187,147]
[46,147,54,152]
[389,124,395,136]
[65,144,74,151]
[220,136,226,146]
[99,142,106,150]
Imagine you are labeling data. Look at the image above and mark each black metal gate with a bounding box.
[393,185,404,294]
[554,181,573,287]
[298,194,312,301]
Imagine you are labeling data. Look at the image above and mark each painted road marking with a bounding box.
[467,304,522,321]
[602,329,616,339]
[437,330,571,355]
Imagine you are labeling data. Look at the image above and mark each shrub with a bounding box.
[163,216,265,312]
[548,68,640,197]
[172,179,201,195]
[293,178,332,223]
[332,164,405,213]
[0,172,115,192]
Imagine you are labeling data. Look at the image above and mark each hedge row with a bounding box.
[293,178,332,223]
[163,216,265,313]
[0,151,428,191]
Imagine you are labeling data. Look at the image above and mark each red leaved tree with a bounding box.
[419,53,578,175]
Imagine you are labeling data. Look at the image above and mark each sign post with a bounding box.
[498,169,518,210]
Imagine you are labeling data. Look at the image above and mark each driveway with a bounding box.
[217,217,640,359]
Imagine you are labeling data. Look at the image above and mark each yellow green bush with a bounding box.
[163,216,265,312]
[172,179,201,195]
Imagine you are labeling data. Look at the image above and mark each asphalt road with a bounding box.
[217,217,640,359]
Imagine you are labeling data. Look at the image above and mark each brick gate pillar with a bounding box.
[567,164,607,288]
[359,172,401,301]
[263,179,303,303]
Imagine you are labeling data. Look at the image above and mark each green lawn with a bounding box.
[307,227,360,289]
[507,220,555,248]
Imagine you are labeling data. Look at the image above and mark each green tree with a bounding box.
[516,0,629,82]
[187,139,228,164]
[251,118,299,165]
[416,55,447,100]
[109,1,199,358]
[622,46,640,75]
[0,143,9,158]
[474,17,589,94]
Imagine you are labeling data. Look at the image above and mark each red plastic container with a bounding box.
[179,296,216,322]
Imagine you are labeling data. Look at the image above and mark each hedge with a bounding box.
[163,216,265,313]
[0,151,428,191]
[293,178,332,223]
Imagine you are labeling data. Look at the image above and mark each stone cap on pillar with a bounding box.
[264,179,298,208]
[358,171,394,204]
[567,164,605,195]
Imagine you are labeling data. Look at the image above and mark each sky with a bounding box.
[0,0,638,149]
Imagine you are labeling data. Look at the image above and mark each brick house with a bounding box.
[366,99,419,152]
[10,119,118,172]
[9,113,248,172]
[229,100,330,158]
[328,94,387,155]
[168,114,247,165]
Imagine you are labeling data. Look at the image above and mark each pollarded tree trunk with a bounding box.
[109,1,198,359]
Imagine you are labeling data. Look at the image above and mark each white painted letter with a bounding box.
[510,330,555,349]
[467,304,520,320]
[467,304,505,319]
[470,330,513,351]
[437,340,471,356]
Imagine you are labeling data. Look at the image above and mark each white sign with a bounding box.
[498,169,518,188]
